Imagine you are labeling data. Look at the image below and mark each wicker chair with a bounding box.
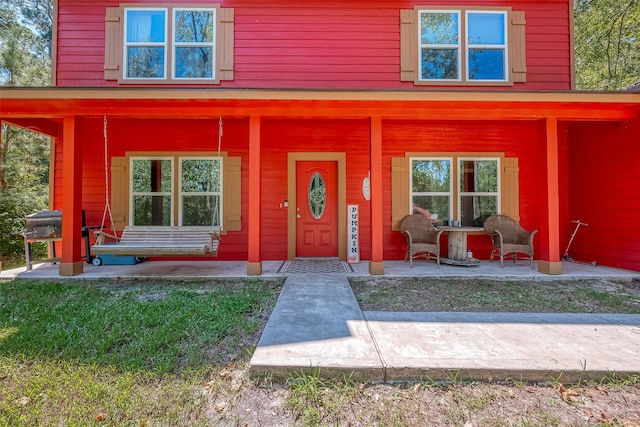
[400,214,444,267]
[483,215,538,268]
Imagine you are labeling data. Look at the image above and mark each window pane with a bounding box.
[308,172,326,219]
[127,10,166,43]
[468,49,505,80]
[421,49,458,80]
[127,47,165,78]
[412,195,450,224]
[460,195,497,226]
[133,195,171,226]
[420,12,458,44]
[175,10,214,43]
[182,195,220,226]
[132,160,172,193]
[467,13,505,45]
[412,160,450,192]
[181,159,220,192]
[175,47,213,78]
[460,160,498,192]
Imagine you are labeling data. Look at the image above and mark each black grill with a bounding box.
[23,210,97,271]
[25,210,63,239]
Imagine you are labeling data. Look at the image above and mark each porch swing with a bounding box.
[90,117,222,262]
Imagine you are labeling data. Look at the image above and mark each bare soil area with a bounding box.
[207,278,640,426]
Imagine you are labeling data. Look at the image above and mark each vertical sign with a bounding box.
[347,204,359,263]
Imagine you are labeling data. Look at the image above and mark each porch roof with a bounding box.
[2,87,639,137]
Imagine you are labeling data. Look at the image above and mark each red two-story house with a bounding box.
[1,0,639,276]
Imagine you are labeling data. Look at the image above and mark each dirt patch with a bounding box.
[206,365,640,426]
[204,277,640,426]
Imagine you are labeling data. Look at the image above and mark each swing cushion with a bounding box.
[92,226,220,257]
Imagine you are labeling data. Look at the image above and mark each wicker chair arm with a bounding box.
[490,230,505,245]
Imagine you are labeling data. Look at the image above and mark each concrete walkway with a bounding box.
[250,275,640,383]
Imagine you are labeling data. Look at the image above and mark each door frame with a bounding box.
[287,152,346,260]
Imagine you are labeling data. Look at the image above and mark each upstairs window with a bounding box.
[466,12,507,81]
[401,7,526,85]
[173,9,216,80]
[125,9,168,80]
[105,5,234,84]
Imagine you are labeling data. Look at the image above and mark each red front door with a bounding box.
[296,161,338,257]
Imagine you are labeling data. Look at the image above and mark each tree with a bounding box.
[575,0,640,90]
[0,1,51,261]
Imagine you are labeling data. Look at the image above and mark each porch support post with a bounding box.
[59,116,84,276]
[538,117,563,275]
[247,115,262,275]
[369,116,384,274]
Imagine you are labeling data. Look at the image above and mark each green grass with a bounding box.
[350,278,640,313]
[0,278,282,425]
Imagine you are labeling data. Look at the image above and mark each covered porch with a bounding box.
[1,88,639,276]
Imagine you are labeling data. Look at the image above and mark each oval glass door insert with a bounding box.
[308,172,326,219]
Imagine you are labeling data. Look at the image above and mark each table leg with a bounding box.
[448,231,468,261]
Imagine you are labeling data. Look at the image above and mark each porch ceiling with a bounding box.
[2,88,639,130]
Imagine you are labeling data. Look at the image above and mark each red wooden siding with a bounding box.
[55,0,572,90]
[566,118,640,271]
[53,117,251,261]
[381,120,545,260]
[259,119,372,260]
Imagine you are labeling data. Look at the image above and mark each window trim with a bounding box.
[105,3,234,85]
[171,7,217,81]
[123,8,169,81]
[401,5,524,86]
[123,5,217,83]
[409,156,454,220]
[417,7,509,84]
[130,156,175,226]
[178,156,223,226]
[129,154,224,227]
[418,10,462,82]
[464,10,508,82]
[457,157,501,223]
[408,153,502,224]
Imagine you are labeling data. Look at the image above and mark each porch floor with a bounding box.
[1,259,637,281]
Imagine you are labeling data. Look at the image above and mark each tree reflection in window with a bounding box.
[174,9,215,79]
[181,158,221,226]
[420,11,460,80]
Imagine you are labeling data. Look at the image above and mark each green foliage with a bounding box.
[0,125,50,259]
[1,3,52,262]
[0,2,51,86]
[575,0,640,90]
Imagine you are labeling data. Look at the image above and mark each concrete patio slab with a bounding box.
[364,311,640,383]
